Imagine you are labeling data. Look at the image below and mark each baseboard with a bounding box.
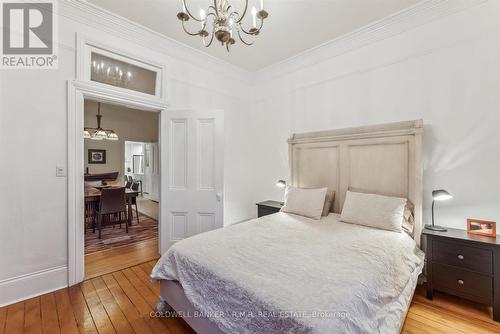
[0,265,68,307]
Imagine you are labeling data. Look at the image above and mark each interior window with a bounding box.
[90,52,157,95]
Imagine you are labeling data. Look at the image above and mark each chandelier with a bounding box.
[84,103,119,141]
[177,0,269,51]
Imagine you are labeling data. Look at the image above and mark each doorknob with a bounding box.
[216,193,222,202]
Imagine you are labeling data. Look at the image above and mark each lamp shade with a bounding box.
[276,180,286,188]
[106,130,119,141]
[92,129,108,140]
[432,189,453,201]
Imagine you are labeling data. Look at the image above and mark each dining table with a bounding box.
[84,187,139,227]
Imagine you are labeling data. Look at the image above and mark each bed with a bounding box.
[151,120,424,334]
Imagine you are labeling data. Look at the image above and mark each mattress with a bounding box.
[151,212,424,334]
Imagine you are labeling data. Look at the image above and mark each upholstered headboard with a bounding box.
[288,120,424,244]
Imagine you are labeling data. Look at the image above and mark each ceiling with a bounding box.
[87,0,422,71]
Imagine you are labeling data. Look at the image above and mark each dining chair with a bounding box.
[95,187,128,239]
[84,198,98,234]
[130,181,141,225]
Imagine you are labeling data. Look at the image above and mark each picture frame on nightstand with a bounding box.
[467,218,497,238]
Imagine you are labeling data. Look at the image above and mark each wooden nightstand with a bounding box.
[256,200,283,218]
[422,227,500,321]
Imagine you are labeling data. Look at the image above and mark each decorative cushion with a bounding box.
[340,191,407,232]
[281,186,328,220]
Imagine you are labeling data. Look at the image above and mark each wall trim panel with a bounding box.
[0,265,68,307]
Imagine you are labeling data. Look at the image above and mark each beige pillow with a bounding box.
[348,187,414,234]
[322,190,335,216]
[281,186,328,220]
[340,191,407,232]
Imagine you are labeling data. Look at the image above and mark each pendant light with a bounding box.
[84,103,119,141]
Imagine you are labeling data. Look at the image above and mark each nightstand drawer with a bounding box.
[433,239,492,274]
[433,263,493,304]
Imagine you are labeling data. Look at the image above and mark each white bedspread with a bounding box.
[151,213,424,334]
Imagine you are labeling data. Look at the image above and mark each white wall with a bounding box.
[84,100,159,180]
[0,0,254,305]
[251,0,500,231]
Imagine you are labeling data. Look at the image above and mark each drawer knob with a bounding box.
[457,254,464,260]
[458,279,464,285]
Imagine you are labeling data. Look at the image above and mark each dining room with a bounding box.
[83,99,160,278]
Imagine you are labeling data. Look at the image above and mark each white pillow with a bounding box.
[340,191,407,232]
[280,186,328,220]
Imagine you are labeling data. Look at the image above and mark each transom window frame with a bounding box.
[76,34,166,101]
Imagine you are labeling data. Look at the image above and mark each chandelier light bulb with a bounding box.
[252,7,257,27]
[260,0,264,10]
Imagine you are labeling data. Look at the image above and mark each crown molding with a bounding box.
[254,0,488,81]
[59,0,251,84]
[60,0,488,84]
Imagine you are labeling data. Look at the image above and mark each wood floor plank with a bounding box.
[130,265,158,296]
[4,302,24,334]
[99,275,154,334]
[67,285,98,334]
[138,262,155,277]
[41,293,61,334]
[90,277,135,334]
[143,260,157,273]
[24,297,41,334]
[110,271,173,334]
[120,268,159,309]
[80,280,116,334]
[0,306,7,334]
[120,269,195,334]
[409,303,498,334]
[404,311,458,334]
[54,289,79,334]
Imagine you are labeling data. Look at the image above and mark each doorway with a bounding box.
[68,81,224,286]
[83,100,160,278]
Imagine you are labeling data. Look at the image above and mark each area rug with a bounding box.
[85,213,158,254]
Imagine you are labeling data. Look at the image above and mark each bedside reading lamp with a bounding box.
[276,180,286,205]
[425,189,453,232]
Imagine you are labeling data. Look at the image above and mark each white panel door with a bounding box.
[161,110,224,252]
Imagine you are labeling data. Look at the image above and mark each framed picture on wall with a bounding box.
[88,149,106,164]
[467,218,496,238]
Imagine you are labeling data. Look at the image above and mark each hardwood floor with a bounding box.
[2,261,500,333]
[402,285,500,334]
[85,239,159,280]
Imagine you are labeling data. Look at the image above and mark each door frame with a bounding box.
[67,79,169,285]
